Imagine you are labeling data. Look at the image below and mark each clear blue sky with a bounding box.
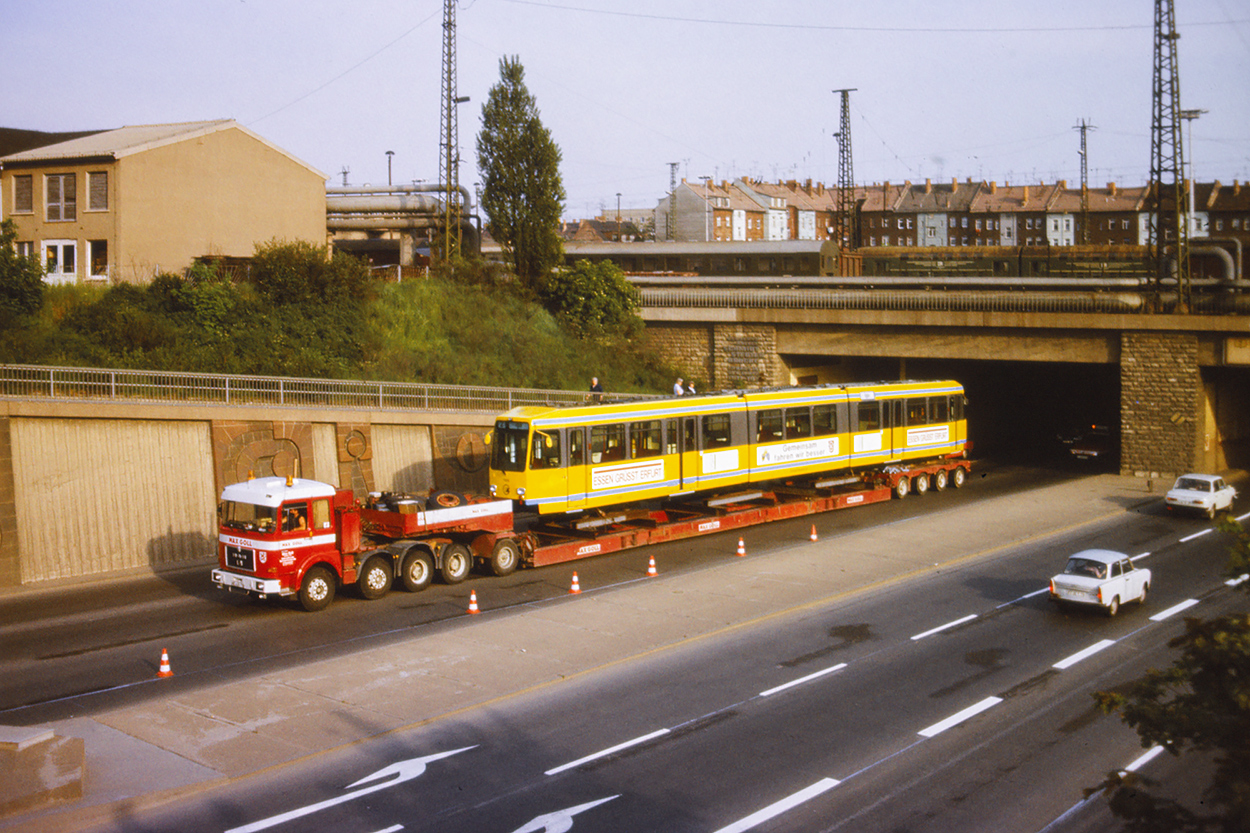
[6,1,1248,219]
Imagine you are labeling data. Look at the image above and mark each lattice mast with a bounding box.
[1149,0,1190,310]
[1074,119,1095,244]
[833,88,857,252]
[667,162,679,240]
[439,0,461,262]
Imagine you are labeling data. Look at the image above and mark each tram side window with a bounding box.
[756,409,783,442]
[785,407,811,439]
[929,396,949,423]
[857,401,881,432]
[631,420,663,458]
[702,413,733,448]
[949,394,964,421]
[813,403,839,437]
[591,423,627,463]
[531,430,562,468]
[665,419,678,455]
[569,428,585,467]
[907,398,928,425]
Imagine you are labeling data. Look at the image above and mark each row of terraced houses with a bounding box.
[655,176,1250,249]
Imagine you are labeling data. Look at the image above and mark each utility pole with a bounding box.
[386,150,394,187]
[667,162,679,240]
[339,166,350,187]
[1149,0,1190,311]
[832,88,857,252]
[1074,120,1095,244]
[439,0,462,263]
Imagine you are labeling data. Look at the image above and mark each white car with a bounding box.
[1165,473,1237,519]
[1049,549,1150,617]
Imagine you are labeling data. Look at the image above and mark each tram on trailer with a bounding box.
[488,379,968,515]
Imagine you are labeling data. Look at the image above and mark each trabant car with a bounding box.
[1165,473,1237,519]
[1049,549,1150,617]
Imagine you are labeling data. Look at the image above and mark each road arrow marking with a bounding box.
[509,795,620,833]
[224,746,477,833]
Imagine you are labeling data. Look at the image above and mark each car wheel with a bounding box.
[440,543,473,584]
[299,566,336,612]
[1206,505,1216,519]
[357,556,392,600]
[1139,583,1149,604]
[401,549,434,592]
[1105,596,1120,617]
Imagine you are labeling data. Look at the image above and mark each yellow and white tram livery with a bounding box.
[489,380,967,514]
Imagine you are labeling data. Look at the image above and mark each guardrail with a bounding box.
[0,364,644,413]
[639,287,1147,314]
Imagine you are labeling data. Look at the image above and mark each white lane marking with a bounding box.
[1133,551,1153,560]
[509,796,619,833]
[711,777,841,833]
[996,588,1048,609]
[760,663,848,697]
[1180,529,1212,542]
[1237,511,1250,522]
[1149,598,1201,621]
[1053,639,1116,670]
[225,747,475,833]
[1124,745,1166,772]
[1226,574,1249,587]
[544,729,670,775]
[910,613,977,641]
[366,827,403,833]
[917,696,1003,738]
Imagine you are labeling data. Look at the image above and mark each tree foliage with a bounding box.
[538,259,641,340]
[0,218,45,320]
[476,56,566,287]
[1091,519,1250,832]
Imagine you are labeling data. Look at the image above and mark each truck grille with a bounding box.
[225,544,256,572]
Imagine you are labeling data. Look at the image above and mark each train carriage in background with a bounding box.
[489,380,968,515]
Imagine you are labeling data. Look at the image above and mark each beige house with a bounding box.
[0,120,326,284]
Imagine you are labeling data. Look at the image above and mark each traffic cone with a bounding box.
[569,572,582,594]
[646,555,658,577]
[157,648,173,678]
[467,589,480,614]
[810,524,818,542]
[737,537,746,557]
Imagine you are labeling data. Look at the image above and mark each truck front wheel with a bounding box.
[357,556,393,600]
[401,549,434,592]
[440,543,473,583]
[299,566,336,612]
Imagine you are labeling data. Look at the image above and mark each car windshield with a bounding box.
[1175,477,1210,492]
[219,500,278,532]
[1063,557,1107,579]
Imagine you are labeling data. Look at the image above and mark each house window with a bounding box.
[46,173,76,222]
[42,240,77,284]
[89,240,109,279]
[16,241,34,258]
[13,175,34,213]
[87,171,108,211]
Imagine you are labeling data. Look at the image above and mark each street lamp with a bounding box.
[1180,108,1207,236]
[386,150,394,187]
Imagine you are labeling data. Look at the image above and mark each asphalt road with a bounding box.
[36,465,1245,833]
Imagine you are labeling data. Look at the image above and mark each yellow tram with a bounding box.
[489,380,968,514]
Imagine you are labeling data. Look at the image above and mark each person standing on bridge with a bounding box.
[674,377,685,396]
[588,376,603,403]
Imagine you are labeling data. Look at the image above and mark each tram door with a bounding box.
[566,427,588,511]
[677,417,698,490]
[886,399,904,460]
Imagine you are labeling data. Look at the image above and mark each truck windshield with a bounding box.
[219,501,278,532]
[492,420,531,472]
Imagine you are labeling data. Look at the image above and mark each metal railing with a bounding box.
[639,287,1149,314]
[0,364,644,413]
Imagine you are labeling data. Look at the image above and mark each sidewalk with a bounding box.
[3,473,1165,832]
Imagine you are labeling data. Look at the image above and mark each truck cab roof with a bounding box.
[220,477,338,508]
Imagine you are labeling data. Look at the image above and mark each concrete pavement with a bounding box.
[1,472,1176,831]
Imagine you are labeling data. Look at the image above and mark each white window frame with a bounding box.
[42,239,77,284]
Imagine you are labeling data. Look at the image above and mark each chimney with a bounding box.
[989,181,997,194]
[1058,180,1067,189]
[952,177,958,191]
[1235,180,1242,197]
[924,178,932,194]
[1023,185,1030,204]
[1108,182,1117,196]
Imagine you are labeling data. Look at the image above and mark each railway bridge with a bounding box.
[640,288,1250,477]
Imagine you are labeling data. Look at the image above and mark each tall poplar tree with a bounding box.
[476,56,565,287]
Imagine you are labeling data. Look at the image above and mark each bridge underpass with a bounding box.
[642,307,1250,477]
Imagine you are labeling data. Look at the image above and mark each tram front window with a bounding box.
[492,421,530,472]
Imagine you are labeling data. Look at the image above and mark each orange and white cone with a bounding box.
[569,572,581,594]
[737,537,746,557]
[646,555,658,577]
[157,648,174,678]
[467,589,480,614]
[810,524,818,542]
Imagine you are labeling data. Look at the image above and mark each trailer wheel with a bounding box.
[427,490,466,510]
[401,549,434,592]
[951,466,967,488]
[440,543,473,583]
[490,538,520,577]
[913,474,929,496]
[893,476,910,499]
[299,566,336,612]
[934,469,948,491]
[357,556,393,600]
